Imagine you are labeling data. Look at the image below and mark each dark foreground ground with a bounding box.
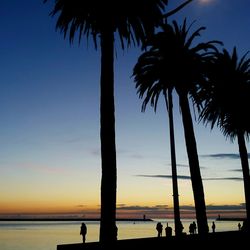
[57,231,249,250]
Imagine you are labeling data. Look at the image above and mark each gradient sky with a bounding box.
[0,0,250,219]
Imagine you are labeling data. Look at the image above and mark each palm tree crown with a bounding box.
[45,0,168,47]
[134,19,220,106]
[198,47,250,138]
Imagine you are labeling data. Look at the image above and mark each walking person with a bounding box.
[212,221,216,233]
[156,222,163,237]
[80,222,87,243]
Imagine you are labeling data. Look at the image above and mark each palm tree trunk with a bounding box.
[99,29,117,244]
[164,90,181,236]
[237,130,250,230]
[179,94,208,235]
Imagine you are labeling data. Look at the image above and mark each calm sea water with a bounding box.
[0,219,242,250]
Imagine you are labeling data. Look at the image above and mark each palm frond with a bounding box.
[133,18,220,115]
[197,47,250,140]
[164,0,193,18]
[45,0,169,49]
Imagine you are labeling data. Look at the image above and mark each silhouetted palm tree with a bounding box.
[164,88,182,236]
[133,19,221,235]
[197,47,250,231]
[44,0,171,243]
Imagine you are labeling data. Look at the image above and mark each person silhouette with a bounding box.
[115,225,118,240]
[156,222,163,237]
[189,223,194,234]
[80,222,87,243]
[212,221,216,233]
[192,221,197,234]
[238,222,241,231]
[241,220,247,232]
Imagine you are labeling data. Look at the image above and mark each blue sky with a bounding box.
[0,0,250,218]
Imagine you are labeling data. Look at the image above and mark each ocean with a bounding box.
[0,219,242,250]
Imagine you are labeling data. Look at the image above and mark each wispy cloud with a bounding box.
[230,169,242,172]
[116,204,170,217]
[179,203,246,217]
[202,153,250,160]
[136,174,191,180]
[136,174,242,181]
[166,163,207,169]
[141,204,246,212]
[116,203,246,219]
[1,203,245,219]
[206,204,245,211]
[117,204,168,211]
[204,177,243,181]
[177,204,244,211]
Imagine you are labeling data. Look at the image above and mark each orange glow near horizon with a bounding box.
[0,200,100,216]
[1,172,245,219]
[0,200,246,220]
[1,176,245,219]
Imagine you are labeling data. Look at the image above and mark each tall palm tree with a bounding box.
[133,19,221,235]
[44,0,194,243]
[164,88,182,236]
[197,47,250,231]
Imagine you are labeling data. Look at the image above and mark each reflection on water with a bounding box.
[0,219,242,250]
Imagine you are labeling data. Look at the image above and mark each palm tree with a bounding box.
[197,47,250,231]
[133,19,221,235]
[165,88,182,236]
[42,0,201,244]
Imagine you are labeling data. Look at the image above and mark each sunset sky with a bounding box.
[1,0,250,219]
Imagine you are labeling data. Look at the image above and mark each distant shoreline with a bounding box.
[0,218,153,222]
[1,217,245,222]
